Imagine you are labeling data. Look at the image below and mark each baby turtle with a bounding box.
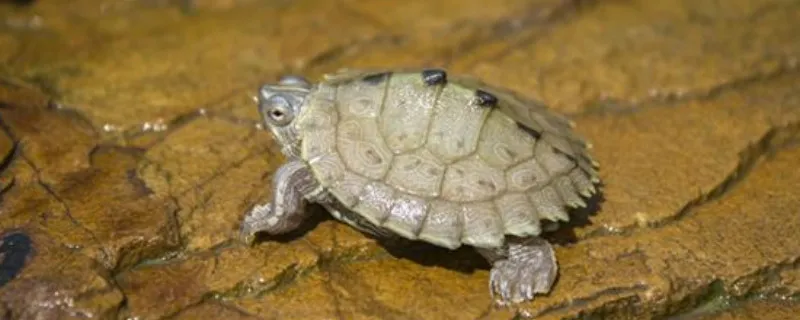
[240,68,600,305]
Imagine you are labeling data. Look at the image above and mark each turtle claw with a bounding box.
[238,232,256,247]
[238,203,273,246]
[488,238,558,305]
[489,261,548,305]
[238,223,257,246]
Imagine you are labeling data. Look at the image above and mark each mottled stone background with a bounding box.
[1,0,799,319]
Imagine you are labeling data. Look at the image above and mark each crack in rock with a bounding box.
[585,120,800,239]
[0,139,17,178]
[667,258,800,319]
[216,262,313,301]
[576,59,800,118]
[528,284,650,319]
[444,0,599,69]
[654,121,800,228]
[17,153,114,264]
[0,122,18,199]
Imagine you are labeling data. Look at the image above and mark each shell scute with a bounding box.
[425,83,489,163]
[297,84,339,160]
[337,119,394,180]
[418,200,462,249]
[506,158,550,192]
[494,193,541,237]
[336,77,386,118]
[308,154,346,187]
[441,156,506,202]
[383,194,430,239]
[352,181,395,226]
[529,186,569,222]
[554,174,586,208]
[331,171,369,208]
[461,202,504,248]
[379,73,440,153]
[477,111,536,170]
[534,141,574,176]
[385,149,445,197]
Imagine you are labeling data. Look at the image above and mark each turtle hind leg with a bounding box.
[239,160,321,244]
[476,237,558,305]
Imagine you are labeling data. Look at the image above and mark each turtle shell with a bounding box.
[294,69,599,250]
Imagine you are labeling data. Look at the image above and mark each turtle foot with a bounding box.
[488,237,558,305]
[238,203,273,246]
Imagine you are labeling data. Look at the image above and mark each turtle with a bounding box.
[239,68,600,305]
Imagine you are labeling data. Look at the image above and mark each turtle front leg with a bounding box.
[476,237,558,305]
[239,159,321,244]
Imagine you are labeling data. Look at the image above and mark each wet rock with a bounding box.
[0,83,96,186]
[117,241,319,319]
[569,72,800,239]
[1,0,384,132]
[0,155,102,260]
[514,128,800,319]
[136,117,273,251]
[467,0,800,114]
[170,300,259,320]
[0,84,181,271]
[0,228,124,319]
[60,146,181,270]
[298,0,570,71]
[0,232,31,287]
[696,300,800,320]
[0,121,14,194]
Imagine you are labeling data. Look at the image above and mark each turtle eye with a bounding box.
[263,96,295,126]
[270,108,285,121]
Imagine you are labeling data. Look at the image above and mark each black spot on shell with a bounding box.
[0,232,32,288]
[421,69,447,86]
[516,122,542,139]
[362,72,390,85]
[475,90,498,107]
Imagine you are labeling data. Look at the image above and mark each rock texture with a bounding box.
[1,0,799,319]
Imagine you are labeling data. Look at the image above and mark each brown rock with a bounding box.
[59,146,181,270]
[117,241,319,319]
[0,82,95,186]
[696,300,800,320]
[136,117,274,251]
[0,228,124,320]
[512,125,800,319]
[171,301,259,320]
[299,0,571,72]
[0,84,107,258]
[1,0,383,131]
[0,117,14,193]
[570,72,800,239]
[465,0,800,114]
[0,83,181,270]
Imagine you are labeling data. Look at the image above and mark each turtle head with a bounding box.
[257,76,312,158]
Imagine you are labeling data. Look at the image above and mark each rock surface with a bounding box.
[1,0,799,319]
